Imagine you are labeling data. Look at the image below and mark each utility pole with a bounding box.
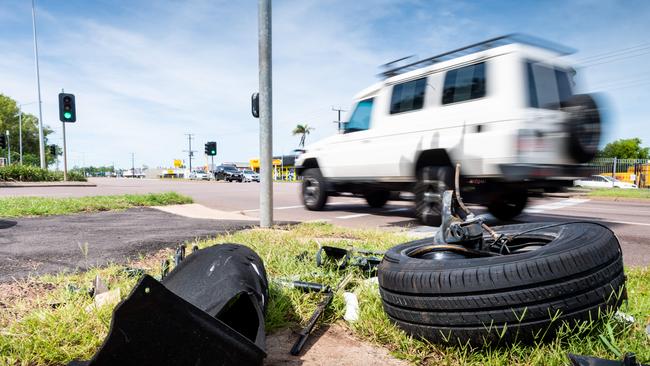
[131,152,135,177]
[258,0,273,227]
[332,106,346,133]
[31,0,46,169]
[184,133,195,173]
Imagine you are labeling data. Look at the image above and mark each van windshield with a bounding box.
[344,98,373,133]
[527,60,573,110]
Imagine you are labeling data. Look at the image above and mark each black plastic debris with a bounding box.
[69,243,268,366]
[568,353,648,366]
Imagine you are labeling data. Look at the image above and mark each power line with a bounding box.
[577,42,650,63]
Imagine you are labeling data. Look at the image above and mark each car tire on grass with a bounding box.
[302,168,328,211]
[378,222,625,346]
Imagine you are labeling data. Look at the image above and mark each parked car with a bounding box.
[574,175,637,189]
[242,170,260,182]
[189,170,210,180]
[295,34,601,225]
[214,165,244,182]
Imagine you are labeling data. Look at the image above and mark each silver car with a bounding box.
[242,170,260,182]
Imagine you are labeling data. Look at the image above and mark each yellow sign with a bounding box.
[249,158,282,168]
[173,159,182,168]
[167,169,174,175]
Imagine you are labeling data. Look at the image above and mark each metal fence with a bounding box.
[589,158,650,188]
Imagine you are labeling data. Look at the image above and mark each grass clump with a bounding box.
[587,188,650,199]
[0,223,648,365]
[0,165,86,182]
[0,192,193,217]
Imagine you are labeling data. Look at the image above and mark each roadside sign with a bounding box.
[174,159,182,168]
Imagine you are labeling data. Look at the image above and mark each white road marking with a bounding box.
[336,213,371,219]
[598,219,650,227]
[524,198,590,214]
[237,201,354,213]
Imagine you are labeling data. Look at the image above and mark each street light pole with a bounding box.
[5,131,10,165]
[31,0,46,169]
[18,106,23,165]
[258,0,273,228]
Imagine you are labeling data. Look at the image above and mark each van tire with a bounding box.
[302,168,328,211]
[415,166,453,226]
[365,190,390,208]
[488,188,527,221]
[377,222,625,346]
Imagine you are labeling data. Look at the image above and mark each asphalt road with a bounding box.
[0,207,255,282]
[1,178,649,266]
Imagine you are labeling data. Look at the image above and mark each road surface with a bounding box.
[1,178,648,266]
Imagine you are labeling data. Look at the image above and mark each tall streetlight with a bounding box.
[31,0,46,169]
[258,0,273,228]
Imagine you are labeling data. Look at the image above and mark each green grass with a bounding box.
[0,223,648,365]
[587,188,650,199]
[0,192,193,218]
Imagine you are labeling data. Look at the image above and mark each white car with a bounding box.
[295,34,601,225]
[242,170,260,182]
[574,175,637,189]
[189,171,210,180]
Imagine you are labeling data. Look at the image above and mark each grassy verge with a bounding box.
[0,192,193,218]
[0,223,647,365]
[587,188,650,199]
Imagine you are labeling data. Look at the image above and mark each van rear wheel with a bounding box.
[415,166,453,226]
[364,190,390,208]
[488,188,527,221]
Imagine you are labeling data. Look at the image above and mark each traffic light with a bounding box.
[205,141,217,156]
[49,145,57,156]
[58,93,76,122]
[0,135,5,149]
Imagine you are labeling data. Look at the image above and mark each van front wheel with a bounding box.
[302,169,328,211]
[415,166,453,226]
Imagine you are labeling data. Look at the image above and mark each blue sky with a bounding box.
[1,0,649,168]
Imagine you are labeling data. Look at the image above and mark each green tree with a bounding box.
[0,94,55,165]
[292,123,314,147]
[598,138,650,159]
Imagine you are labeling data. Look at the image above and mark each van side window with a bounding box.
[527,60,573,110]
[344,98,374,133]
[390,77,427,114]
[442,62,486,105]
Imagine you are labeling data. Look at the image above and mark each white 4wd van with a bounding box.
[295,35,601,225]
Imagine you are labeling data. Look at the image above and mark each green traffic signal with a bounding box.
[64,112,72,119]
[211,149,216,154]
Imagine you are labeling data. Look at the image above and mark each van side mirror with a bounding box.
[251,93,259,118]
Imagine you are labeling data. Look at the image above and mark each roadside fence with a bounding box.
[588,158,650,188]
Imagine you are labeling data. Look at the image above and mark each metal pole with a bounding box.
[131,152,135,177]
[5,131,10,165]
[31,0,46,169]
[18,106,23,164]
[258,0,273,227]
[62,121,68,180]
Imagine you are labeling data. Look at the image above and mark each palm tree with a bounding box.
[292,124,314,147]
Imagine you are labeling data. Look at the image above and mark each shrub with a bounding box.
[0,165,86,182]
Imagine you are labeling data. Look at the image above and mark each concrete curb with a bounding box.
[0,181,96,187]
[152,203,258,221]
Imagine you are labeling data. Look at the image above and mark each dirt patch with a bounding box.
[0,281,57,326]
[265,323,408,366]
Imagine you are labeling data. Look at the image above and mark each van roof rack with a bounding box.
[379,34,575,79]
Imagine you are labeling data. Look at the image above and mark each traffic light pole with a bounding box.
[62,120,68,181]
[258,0,273,228]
